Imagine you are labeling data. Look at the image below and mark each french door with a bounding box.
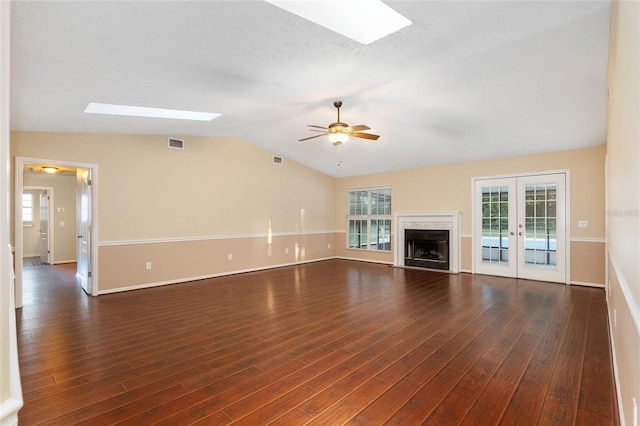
[474,173,567,283]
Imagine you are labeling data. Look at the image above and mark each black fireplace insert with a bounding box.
[405,229,450,270]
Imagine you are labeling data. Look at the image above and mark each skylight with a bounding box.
[265,0,411,45]
[84,103,221,121]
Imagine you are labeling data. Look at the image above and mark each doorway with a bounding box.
[22,187,53,265]
[473,172,568,283]
[14,157,99,308]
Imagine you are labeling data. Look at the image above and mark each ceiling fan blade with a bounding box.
[347,124,370,132]
[350,132,380,140]
[307,125,329,130]
[299,133,329,141]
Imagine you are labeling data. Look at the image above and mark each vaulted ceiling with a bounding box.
[10,1,611,177]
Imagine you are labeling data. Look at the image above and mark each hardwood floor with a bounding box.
[16,260,617,425]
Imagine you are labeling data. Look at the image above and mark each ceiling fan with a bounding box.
[299,101,380,146]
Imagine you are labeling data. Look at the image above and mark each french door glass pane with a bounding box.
[481,186,509,264]
[523,184,557,267]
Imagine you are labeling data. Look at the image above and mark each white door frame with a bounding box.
[14,157,99,307]
[471,169,571,284]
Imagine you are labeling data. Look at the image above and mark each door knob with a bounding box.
[510,232,515,235]
[77,235,83,239]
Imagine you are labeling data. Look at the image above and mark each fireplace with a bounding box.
[405,229,450,270]
[393,211,461,273]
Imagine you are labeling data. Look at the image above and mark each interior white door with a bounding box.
[474,173,567,283]
[77,168,92,294]
[39,191,50,264]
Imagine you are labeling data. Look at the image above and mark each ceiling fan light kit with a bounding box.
[300,100,379,145]
[329,132,349,145]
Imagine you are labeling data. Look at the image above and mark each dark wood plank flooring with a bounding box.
[16,260,617,425]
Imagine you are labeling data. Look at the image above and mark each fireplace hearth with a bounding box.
[405,229,450,270]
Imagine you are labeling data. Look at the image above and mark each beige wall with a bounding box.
[23,173,77,262]
[606,1,640,424]
[11,132,337,291]
[334,146,606,284]
[11,132,336,240]
[99,233,337,292]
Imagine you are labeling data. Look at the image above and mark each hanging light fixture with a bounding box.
[329,132,349,145]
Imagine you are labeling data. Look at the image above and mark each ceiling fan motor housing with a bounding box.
[329,122,349,133]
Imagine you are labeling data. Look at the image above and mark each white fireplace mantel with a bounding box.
[393,211,461,273]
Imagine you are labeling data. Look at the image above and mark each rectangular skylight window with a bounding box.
[265,0,411,45]
[84,103,221,121]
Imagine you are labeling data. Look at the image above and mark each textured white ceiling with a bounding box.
[10,1,611,177]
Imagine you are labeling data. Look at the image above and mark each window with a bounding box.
[347,188,391,251]
[22,193,34,222]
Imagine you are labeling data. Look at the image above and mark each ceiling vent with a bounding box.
[273,155,283,165]
[168,138,184,150]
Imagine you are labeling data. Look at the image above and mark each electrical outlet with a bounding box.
[59,221,64,227]
[145,262,152,270]
[228,253,233,261]
[328,243,331,249]
[285,248,289,254]
[578,220,588,228]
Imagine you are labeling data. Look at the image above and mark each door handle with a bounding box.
[77,235,83,239]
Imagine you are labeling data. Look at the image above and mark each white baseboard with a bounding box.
[607,308,625,426]
[0,398,22,426]
[53,260,76,265]
[2,251,23,426]
[334,256,393,265]
[570,280,605,288]
[607,254,640,426]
